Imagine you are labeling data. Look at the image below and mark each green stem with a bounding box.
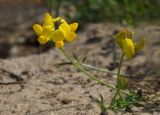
[118,91,122,98]
[109,53,124,107]
[60,48,129,95]
[110,89,120,107]
[80,63,130,77]
[60,48,131,77]
[117,54,124,81]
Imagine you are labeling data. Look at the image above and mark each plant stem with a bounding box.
[58,51,131,77]
[60,48,129,95]
[110,89,120,107]
[80,63,131,77]
[109,53,124,107]
[117,54,124,82]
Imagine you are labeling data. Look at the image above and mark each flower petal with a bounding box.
[61,19,67,23]
[38,35,49,44]
[52,30,65,42]
[42,26,53,39]
[33,24,42,35]
[134,37,145,52]
[55,41,64,48]
[59,22,70,37]
[70,23,78,32]
[43,13,54,27]
[44,13,52,22]
[66,32,77,42]
[122,38,135,59]
[53,17,60,22]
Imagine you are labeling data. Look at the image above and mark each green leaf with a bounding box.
[109,90,141,112]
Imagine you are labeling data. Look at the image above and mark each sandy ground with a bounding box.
[0,22,160,115]
[0,3,160,115]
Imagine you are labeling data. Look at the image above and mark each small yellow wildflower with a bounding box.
[33,13,60,45]
[115,29,133,48]
[59,19,78,42]
[33,13,78,48]
[33,24,53,44]
[115,29,145,59]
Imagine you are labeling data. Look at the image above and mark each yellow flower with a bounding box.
[33,13,79,48]
[33,24,53,44]
[115,29,133,48]
[51,19,78,48]
[115,29,145,59]
[122,38,135,59]
[59,19,78,42]
[33,13,60,45]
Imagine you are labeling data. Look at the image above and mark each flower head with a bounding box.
[115,29,145,59]
[33,13,60,45]
[59,19,78,42]
[33,13,78,48]
[33,24,53,44]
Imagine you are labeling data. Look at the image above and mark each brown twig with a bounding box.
[0,67,24,81]
[0,81,26,85]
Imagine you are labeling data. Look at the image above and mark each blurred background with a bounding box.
[0,0,160,59]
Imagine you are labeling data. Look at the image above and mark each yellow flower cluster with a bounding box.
[115,29,145,59]
[33,13,78,48]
